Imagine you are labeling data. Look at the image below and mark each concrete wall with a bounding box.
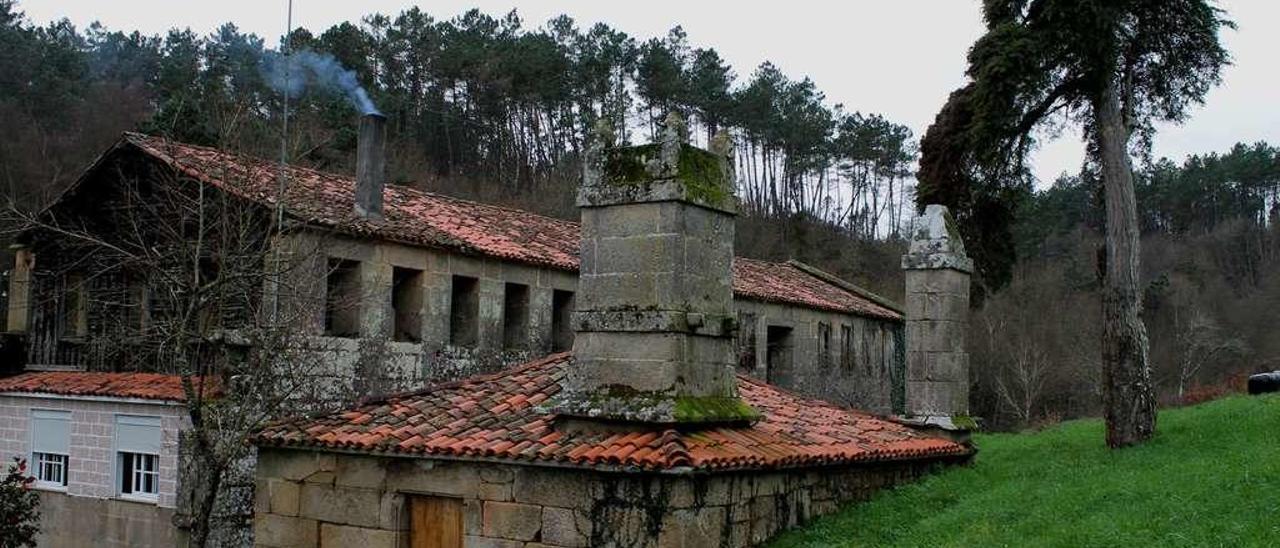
[254,448,954,548]
[736,300,903,415]
[0,393,188,547]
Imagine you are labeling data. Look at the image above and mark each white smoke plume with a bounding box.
[263,49,380,115]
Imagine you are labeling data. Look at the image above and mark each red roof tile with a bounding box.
[254,354,967,471]
[117,133,900,321]
[0,371,218,402]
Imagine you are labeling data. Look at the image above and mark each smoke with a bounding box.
[263,49,380,115]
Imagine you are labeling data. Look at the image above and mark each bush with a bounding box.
[0,457,40,548]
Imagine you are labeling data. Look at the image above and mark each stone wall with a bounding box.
[273,231,579,402]
[0,394,189,547]
[254,448,957,548]
[736,300,903,415]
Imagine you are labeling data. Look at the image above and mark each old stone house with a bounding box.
[6,115,905,409]
[249,119,976,547]
[0,113,974,546]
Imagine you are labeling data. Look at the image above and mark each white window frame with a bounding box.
[114,414,162,503]
[118,451,159,501]
[32,451,69,490]
[30,409,71,491]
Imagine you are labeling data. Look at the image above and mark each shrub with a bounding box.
[0,457,40,548]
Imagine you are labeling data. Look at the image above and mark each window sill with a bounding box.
[117,494,159,505]
[33,483,67,493]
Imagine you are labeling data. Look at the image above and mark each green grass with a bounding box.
[770,395,1280,548]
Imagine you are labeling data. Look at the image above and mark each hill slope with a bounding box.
[770,395,1280,547]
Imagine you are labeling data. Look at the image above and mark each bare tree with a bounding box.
[3,143,360,546]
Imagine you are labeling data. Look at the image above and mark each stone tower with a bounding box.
[553,114,758,424]
[901,204,973,433]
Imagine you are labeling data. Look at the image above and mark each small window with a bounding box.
[818,322,832,366]
[391,267,424,342]
[34,452,68,488]
[840,324,855,370]
[31,410,70,489]
[551,289,574,352]
[129,281,151,335]
[737,313,758,372]
[120,452,159,499]
[115,415,161,501]
[324,259,362,337]
[449,276,479,347]
[196,258,221,331]
[62,274,88,338]
[502,283,530,350]
[766,325,794,386]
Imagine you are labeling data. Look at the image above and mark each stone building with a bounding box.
[0,113,972,547]
[6,114,904,411]
[250,118,973,547]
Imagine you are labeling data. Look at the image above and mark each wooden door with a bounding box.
[409,495,463,548]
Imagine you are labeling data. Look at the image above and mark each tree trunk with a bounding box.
[1095,75,1157,448]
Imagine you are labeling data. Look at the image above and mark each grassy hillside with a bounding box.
[770,395,1280,547]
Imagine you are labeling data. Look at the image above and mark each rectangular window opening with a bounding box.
[62,273,88,338]
[449,275,479,347]
[391,267,424,342]
[324,259,362,338]
[551,289,575,352]
[840,324,855,371]
[31,409,70,489]
[766,325,794,386]
[33,452,68,488]
[502,283,530,350]
[737,313,758,373]
[818,322,832,367]
[115,415,160,501]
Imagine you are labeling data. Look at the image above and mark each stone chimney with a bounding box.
[553,114,758,425]
[901,204,974,434]
[354,113,386,220]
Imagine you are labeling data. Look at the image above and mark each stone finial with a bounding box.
[647,112,686,178]
[710,130,735,186]
[900,203,973,439]
[582,120,613,188]
[902,204,974,273]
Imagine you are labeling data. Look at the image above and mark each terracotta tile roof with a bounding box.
[254,354,967,471]
[0,371,218,402]
[116,133,901,321]
[733,259,900,320]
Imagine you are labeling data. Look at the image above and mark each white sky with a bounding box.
[19,0,1278,186]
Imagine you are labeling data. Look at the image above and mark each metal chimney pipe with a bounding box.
[355,113,386,220]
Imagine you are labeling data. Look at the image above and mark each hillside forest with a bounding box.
[0,1,1277,430]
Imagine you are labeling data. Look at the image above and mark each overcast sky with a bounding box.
[20,0,1277,185]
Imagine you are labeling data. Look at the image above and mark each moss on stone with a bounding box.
[675,145,731,206]
[601,143,732,208]
[672,396,761,424]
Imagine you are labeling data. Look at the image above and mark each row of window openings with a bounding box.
[324,260,575,352]
[30,412,161,501]
[56,271,218,340]
[31,451,157,499]
[740,316,882,375]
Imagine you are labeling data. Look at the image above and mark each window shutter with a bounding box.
[31,410,71,454]
[115,415,162,454]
